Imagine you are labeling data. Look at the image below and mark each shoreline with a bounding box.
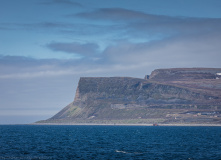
[30,123,221,127]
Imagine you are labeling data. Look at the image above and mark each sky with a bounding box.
[0,0,221,124]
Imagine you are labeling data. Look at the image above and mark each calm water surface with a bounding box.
[0,125,221,160]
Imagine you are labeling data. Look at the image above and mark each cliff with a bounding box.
[38,68,221,124]
[149,68,221,81]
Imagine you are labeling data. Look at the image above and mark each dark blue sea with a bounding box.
[0,125,221,160]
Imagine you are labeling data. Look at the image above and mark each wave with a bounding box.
[115,150,144,154]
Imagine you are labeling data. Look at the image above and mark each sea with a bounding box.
[0,125,221,160]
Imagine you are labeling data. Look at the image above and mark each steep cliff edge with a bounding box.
[149,68,221,81]
[38,68,221,124]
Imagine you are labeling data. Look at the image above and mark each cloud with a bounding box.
[0,54,151,80]
[102,30,221,68]
[74,8,221,36]
[39,0,82,7]
[47,42,100,56]
[1,8,221,79]
[75,8,166,21]
[0,22,125,42]
[5,8,221,46]
[0,56,73,78]
[0,70,74,79]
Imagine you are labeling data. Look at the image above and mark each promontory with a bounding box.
[37,68,221,125]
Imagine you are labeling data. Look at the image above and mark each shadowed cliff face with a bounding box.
[74,77,218,105]
[39,68,221,124]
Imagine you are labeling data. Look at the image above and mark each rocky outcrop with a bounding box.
[149,68,221,81]
[38,68,221,124]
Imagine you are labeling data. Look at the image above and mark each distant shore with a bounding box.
[31,123,221,127]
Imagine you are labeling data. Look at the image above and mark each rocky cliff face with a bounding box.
[149,68,221,81]
[39,68,221,124]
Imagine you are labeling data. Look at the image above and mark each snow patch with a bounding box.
[216,73,221,75]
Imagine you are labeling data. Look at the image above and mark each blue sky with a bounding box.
[1,0,221,124]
